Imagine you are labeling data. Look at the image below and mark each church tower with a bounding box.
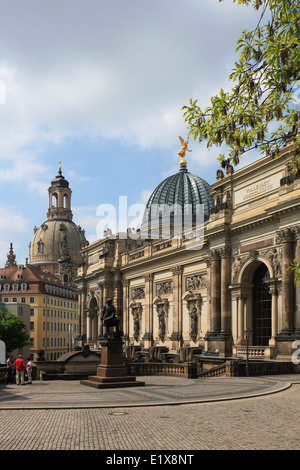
[47,162,73,221]
[29,163,88,284]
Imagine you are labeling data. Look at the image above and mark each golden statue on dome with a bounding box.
[178,136,191,166]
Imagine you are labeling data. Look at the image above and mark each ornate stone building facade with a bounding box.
[76,146,300,360]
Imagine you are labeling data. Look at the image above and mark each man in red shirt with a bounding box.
[14,354,25,385]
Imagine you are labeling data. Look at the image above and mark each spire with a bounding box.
[5,243,17,267]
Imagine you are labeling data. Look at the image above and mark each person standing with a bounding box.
[26,357,32,384]
[14,355,25,385]
[6,355,14,384]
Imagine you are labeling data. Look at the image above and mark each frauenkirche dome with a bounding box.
[29,163,88,283]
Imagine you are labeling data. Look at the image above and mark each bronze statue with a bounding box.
[100,299,121,338]
[178,136,192,164]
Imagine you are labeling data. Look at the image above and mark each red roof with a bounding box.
[0,265,77,299]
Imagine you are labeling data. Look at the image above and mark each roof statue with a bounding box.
[178,136,191,166]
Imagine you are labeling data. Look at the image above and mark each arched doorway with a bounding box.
[252,264,272,346]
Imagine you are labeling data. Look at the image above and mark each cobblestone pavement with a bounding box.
[0,375,299,451]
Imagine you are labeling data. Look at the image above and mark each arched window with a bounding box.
[252,264,271,346]
[51,193,58,208]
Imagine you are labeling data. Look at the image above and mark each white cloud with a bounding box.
[0,0,265,262]
[0,0,260,162]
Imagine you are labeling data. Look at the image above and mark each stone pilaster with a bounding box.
[220,247,232,335]
[293,226,300,334]
[143,273,153,347]
[276,228,294,333]
[97,282,104,338]
[122,279,130,342]
[237,293,246,345]
[268,281,278,347]
[204,257,212,331]
[170,265,183,346]
[210,248,221,334]
[78,285,87,338]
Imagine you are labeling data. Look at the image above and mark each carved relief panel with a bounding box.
[156,281,172,296]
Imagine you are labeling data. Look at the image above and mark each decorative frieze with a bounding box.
[131,287,145,300]
[186,274,207,291]
[153,240,172,252]
[129,250,145,261]
[156,281,172,296]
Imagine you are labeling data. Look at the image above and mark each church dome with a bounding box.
[29,219,87,269]
[29,163,88,282]
[141,159,214,237]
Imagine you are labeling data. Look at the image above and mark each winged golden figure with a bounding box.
[178,136,192,161]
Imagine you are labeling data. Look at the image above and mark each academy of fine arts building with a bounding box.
[74,143,300,364]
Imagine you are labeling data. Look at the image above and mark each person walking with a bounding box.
[6,355,14,384]
[26,357,32,384]
[14,354,25,385]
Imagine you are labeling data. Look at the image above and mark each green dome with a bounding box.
[141,163,214,236]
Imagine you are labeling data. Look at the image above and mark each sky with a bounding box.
[0,0,262,266]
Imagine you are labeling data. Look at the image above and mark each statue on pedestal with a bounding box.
[100,299,121,338]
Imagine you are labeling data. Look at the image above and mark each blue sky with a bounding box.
[0,0,261,265]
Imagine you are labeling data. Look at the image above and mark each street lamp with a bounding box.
[244,328,251,377]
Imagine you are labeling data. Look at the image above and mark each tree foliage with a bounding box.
[182,0,300,171]
[0,310,29,354]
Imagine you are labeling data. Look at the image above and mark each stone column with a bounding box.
[277,228,294,332]
[122,279,130,342]
[220,247,231,335]
[79,285,87,338]
[97,282,104,337]
[237,294,245,343]
[269,282,278,345]
[86,311,92,343]
[170,265,183,346]
[210,249,221,333]
[143,273,153,347]
[114,269,123,329]
[294,227,300,333]
[205,257,212,331]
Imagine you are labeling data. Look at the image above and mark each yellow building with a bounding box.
[0,245,79,361]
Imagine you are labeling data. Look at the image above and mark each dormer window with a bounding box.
[13,284,18,291]
[21,283,27,292]
[4,284,10,292]
[37,239,44,254]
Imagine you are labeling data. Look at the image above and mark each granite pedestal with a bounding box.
[80,337,145,389]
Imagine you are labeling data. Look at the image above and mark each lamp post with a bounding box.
[245,328,250,377]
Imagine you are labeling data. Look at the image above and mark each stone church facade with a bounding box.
[75,145,300,361]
